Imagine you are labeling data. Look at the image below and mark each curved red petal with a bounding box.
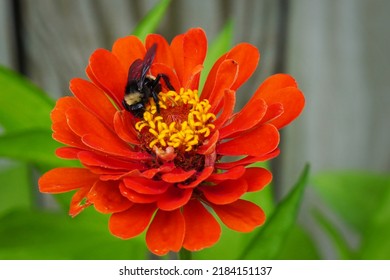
[170,33,185,86]
[182,28,207,89]
[70,78,117,128]
[123,176,171,194]
[51,97,86,148]
[113,111,140,145]
[208,165,246,182]
[211,199,266,232]
[146,209,185,256]
[119,182,159,203]
[178,166,214,189]
[254,74,304,129]
[109,204,156,239]
[112,35,145,72]
[161,168,196,183]
[69,186,92,217]
[207,59,238,111]
[215,149,280,170]
[146,34,174,67]
[226,43,260,90]
[216,123,280,157]
[212,90,236,130]
[78,151,144,171]
[200,178,247,205]
[196,130,219,155]
[260,102,284,124]
[39,168,98,193]
[183,200,221,251]
[88,180,132,214]
[88,48,127,107]
[157,187,193,211]
[55,147,80,159]
[242,167,272,192]
[219,97,267,139]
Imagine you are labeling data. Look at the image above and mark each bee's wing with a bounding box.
[138,43,157,88]
[128,59,143,81]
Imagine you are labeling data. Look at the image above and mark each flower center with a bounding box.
[135,88,216,153]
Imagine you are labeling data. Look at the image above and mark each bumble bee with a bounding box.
[123,43,174,118]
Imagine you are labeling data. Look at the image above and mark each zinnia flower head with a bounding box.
[39,28,304,256]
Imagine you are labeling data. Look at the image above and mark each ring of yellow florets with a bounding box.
[135,88,216,152]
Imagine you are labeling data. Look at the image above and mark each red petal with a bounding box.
[69,187,92,217]
[78,151,144,171]
[254,74,304,129]
[242,167,272,192]
[182,28,207,89]
[215,149,280,169]
[88,48,127,107]
[81,133,151,160]
[178,166,214,189]
[200,178,247,205]
[157,187,193,211]
[55,147,80,159]
[141,163,175,179]
[87,180,132,214]
[212,90,236,130]
[183,200,221,251]
[39,168,98,193]
[261,102,284,124]
[226,43,260,90]
[219,97,267,139]
[146,34,174,67]
[146,209,185,256]
[207,59,238,110]
[170,34,185,87]
[217,123,280,156]
[161,168,196,183]
[212,199,266,232]
[112,35,145,72]
[123,176,171,194]
[113,111,140,145]
[70,78,117,128]
[119,182,159,203]
[51,97,86,148]
[208,165,246,182]
[109,204,156,239]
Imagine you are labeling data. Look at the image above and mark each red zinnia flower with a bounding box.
[39,28,304,256]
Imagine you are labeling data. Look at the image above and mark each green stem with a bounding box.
[178,248,192,260]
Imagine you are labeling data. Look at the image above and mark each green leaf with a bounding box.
[240,164,310,259]
[359,180,390,259]
[0,130,78,169]
[0,161,32,217]
[312,171,390,233]
[200,20,234,90]
[274,225,320,260]
[0,66,53,133]
[132,0,171,41]
[313,210,354,259]
[0,208,147,259]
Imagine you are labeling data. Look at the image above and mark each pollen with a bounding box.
[135,88,216,152]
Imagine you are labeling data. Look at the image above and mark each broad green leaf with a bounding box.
[0,66,53,132]
[0,161,32,216]
[313,210,354,259]
[240,164,310,259]
[200,20,234,90]
[274,225,320,260]
[132,0,171,41]
[359,180,390,259]
[0,130,78,169]
[0,208,146,259]
[312,171,390,233]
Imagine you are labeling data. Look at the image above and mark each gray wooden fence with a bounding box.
[1,0,389,259]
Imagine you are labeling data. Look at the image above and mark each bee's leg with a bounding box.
[154,74,175,91]
[151,90,160,114]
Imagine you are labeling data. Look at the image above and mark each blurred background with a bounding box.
[0,0,389,259]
